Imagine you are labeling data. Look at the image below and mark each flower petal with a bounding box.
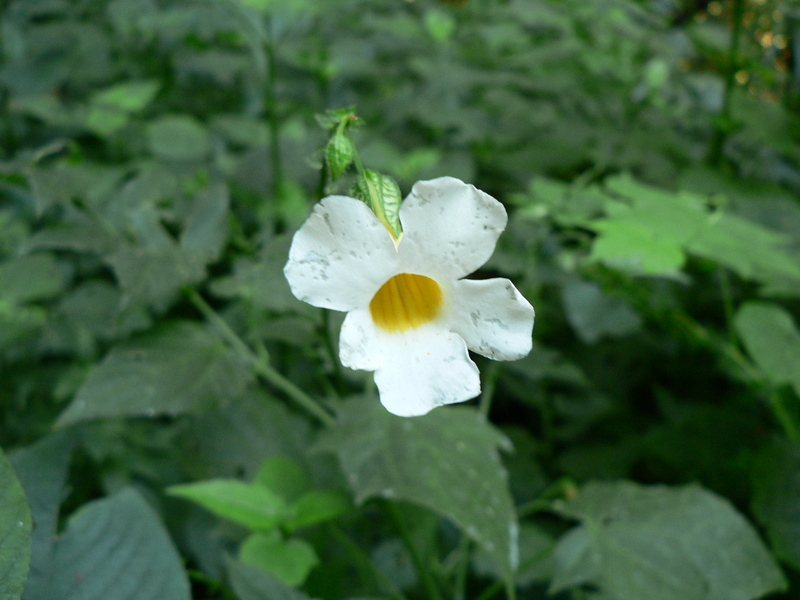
[447,278,534,361]
[284,195,399,311]
[339,308,384,371]
[373,326,481,417]
[397,177,507,280]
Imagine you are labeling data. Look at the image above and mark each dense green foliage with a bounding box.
[3,0,800,598]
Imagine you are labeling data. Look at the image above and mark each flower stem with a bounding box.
[385,501,444,600]
[184,287,336,427]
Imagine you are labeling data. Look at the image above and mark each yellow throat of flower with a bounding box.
[369,273,443,333]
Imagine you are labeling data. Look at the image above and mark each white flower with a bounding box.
[284,176,534,417]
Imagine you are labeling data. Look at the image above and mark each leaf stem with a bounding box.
[479,361,501,417]
[184,287,336,427]
[385,501,444,600]
[707,0,745,165]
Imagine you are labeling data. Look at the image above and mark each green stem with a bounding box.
[707,0,745,165]
[385,502,443,600]
[328,525,409,600]
[718,269,736,345]
[479,361,501,417]
[265,18,282,199]
[770,390,800,443]
[184,287,336,427]
[452,537,471,600]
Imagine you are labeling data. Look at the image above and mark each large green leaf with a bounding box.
[752,439,800,571]
[56,321,252,426]
[314,399,518,585]
[734,302,800,396]
[550,481,786,600]
[50,488,190,600]
[0,447,32,600]
[10,433,76,600]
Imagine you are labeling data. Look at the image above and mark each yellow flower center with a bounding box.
[369,273,443,333]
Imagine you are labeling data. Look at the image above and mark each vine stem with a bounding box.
[184,287,336,427]
[385,501,444,600]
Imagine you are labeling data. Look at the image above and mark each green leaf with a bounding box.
[10,433,77,600]
[325,130,354,181]
[550,481,786,600]
[240,530,319,587]
[180,182,230,264]
[315,399,518,586]
[284,490,351,532]
[734,302,800,396]
[51,488,190,600]
[225,556,314,600]
[105,243,207,313]
[0,447,32,600]
[169,479,287,530]
[561,279,642,344]
[146,114,211,162]
[90,80,160,113]
[353,170,403,238]
[178,390,312,481]
[0,253,65,305]
[56,321,252,426]
[752,439,800,570]
[255,456,312,503]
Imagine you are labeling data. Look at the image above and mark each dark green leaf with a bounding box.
[56,321,252,425]
[315,399,518,585]
[752,439,800,570]
[550,481,786,600]
[51,488,190,600]
[10,433,76,600]
[0,447,32,600]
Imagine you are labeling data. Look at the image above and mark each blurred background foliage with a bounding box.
[3,0,800,599]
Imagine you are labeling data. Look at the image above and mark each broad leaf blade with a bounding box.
[315,399,518,585]
[56,321,252,426]
[51,488,190,600]
[550,481,786,600]
[0,447,32,600]
[10,433,76,600]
